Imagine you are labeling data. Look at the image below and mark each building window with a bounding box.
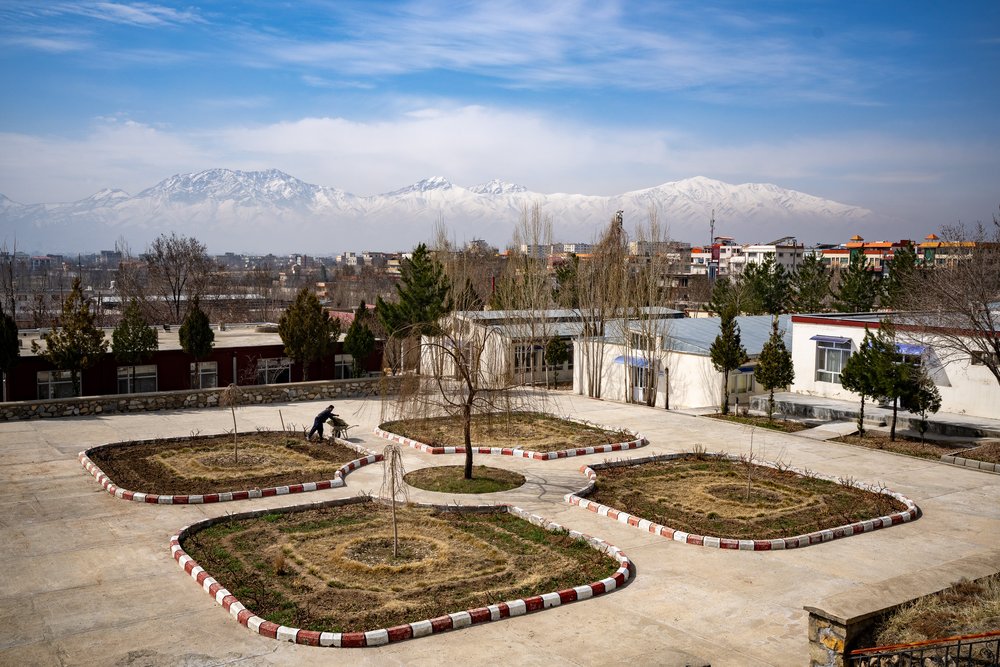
[190,361,218,389]
[334,354,352,379]
[117,365,157,394]
[815,340,852,384]
[728,370,755,394]
[971,351,999,366]
[37,370,75,399]
[256,357,291,384]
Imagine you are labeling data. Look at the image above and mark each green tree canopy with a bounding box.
[834,253,882,313]
[709,307,748,415]
[179,296,214,388]
[840,328,891,435]
[741,257,791,316]
[343,301,376,377]
[112,298,160,393]
[791,253,830,313]
[31,277,109,396]
[376,243,453,338]
[278,287,340,382]
[882,245,917,311]
[0,308,20,401]
[901,368,942,443]
[754,317,794,421]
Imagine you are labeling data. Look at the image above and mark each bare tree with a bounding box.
[145,233,212,322]
[901,215,1000,387]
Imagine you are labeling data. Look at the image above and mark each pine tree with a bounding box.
[343,301,376,377]
[901,369,942,444]
[179,296,214,389]
[112,298,159,393]
[840,328,889,436]
[544,336,569,387]
[834,253,881,313]
[709,307,748,415]
[0,308,20,401]
[882,246,917,311]
[278,287,340,381]
[753,317,794,421]
[791,253,830,313]
[31,277,109,396]
[376,243,453,337]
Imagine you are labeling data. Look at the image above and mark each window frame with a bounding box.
[117,364,158,394]
[815,339,852,384]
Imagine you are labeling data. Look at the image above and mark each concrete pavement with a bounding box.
[2,393,999,666]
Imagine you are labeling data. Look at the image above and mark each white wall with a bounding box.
[791,320,1000,420]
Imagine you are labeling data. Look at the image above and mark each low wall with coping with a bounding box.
[805,548,1000,667]
[1,377,400,421]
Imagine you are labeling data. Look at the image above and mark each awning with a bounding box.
[895,343,926,356]
[810,335,851,344]
[613,355,651,368]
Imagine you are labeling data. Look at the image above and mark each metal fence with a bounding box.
[850,631,1000,667]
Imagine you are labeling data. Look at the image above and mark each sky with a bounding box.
[0,1,998,237]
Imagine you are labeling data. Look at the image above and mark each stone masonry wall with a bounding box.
[1,377,400,421]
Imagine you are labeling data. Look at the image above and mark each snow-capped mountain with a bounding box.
[0,169,879,253]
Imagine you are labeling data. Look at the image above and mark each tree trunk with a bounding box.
[857,394,866,437]
[721,371,730,414]
[301,360,309,382]
[890,397,899,441]
[463,402,473,480]
[768,387,775,422]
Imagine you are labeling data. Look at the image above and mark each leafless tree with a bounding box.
[900,214,1000,387]
[145,233,212,322]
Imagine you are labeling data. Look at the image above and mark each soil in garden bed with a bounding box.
[181,503,621,632]
[87,431,365,495]
[380,411,635,453]
[404,465,525,494]
[833,431,969,460]
[957,441,1000,464]
[588,455,907,540]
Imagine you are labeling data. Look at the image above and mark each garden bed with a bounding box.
[173,499,631,646]
[404,465,525,493]
[706,413,808,433]
[377,411,644,459]
[82,431,375,502]
[834,431,968,460]
[568,453,918,549]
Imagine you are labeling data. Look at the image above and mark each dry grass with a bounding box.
[380,412,635,453]
[87,432,363,495]
[835,431,968,460]
[404,465,526,494]
[181,503,621,632]
[960,441,1000,464]
[874,574,1000,646]
[588,456,906,540]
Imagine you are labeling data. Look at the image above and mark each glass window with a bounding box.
[256,357,290,384]
[37,370,75,399]
[117,365,157,394]
[190,361,218,389]
[728,370,755,393]
[334,354,352,380]
[816,340,852,383]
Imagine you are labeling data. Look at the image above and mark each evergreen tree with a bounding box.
[0,308,20,402]
[753,317,794,421]
[707,277,740,316]
[31,277,109,396]
[343,301,376,377]
[544,336,569,387]
[791,253,830,313]
[179,296,214,389]
[709,307,748,415]
[278,287,340,381]
[868,326,914,441]
[751,257,791,315]
[112,298,159,393]
[839,328,889,436]
[553,254,580,308]
[882,246,917,311]
[834,253,881,313]
[376,243,453,337]
[901,369,942,444]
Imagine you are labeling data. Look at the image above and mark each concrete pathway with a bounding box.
[796,420,858,441]
[2,393,1000,666]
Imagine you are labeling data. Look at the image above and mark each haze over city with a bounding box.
[1,1,998,252]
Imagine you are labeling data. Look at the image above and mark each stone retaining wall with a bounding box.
[1,377,400,421]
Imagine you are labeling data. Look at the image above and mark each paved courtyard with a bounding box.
[2,393,998,666]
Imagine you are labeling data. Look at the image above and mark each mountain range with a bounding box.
[0,169,879,254]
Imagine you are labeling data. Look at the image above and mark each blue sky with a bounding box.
[0,1,997,235]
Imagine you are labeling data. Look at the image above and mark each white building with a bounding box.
[574,314,791,410]
[729,238,805,276]
[790,313,1000,420]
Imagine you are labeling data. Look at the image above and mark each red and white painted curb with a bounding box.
[373,421,647,461]
[79,438,381,504]
[566,452,920,550]
[170,500,632,647]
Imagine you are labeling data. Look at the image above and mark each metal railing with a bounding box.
[850,631,1000,666]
